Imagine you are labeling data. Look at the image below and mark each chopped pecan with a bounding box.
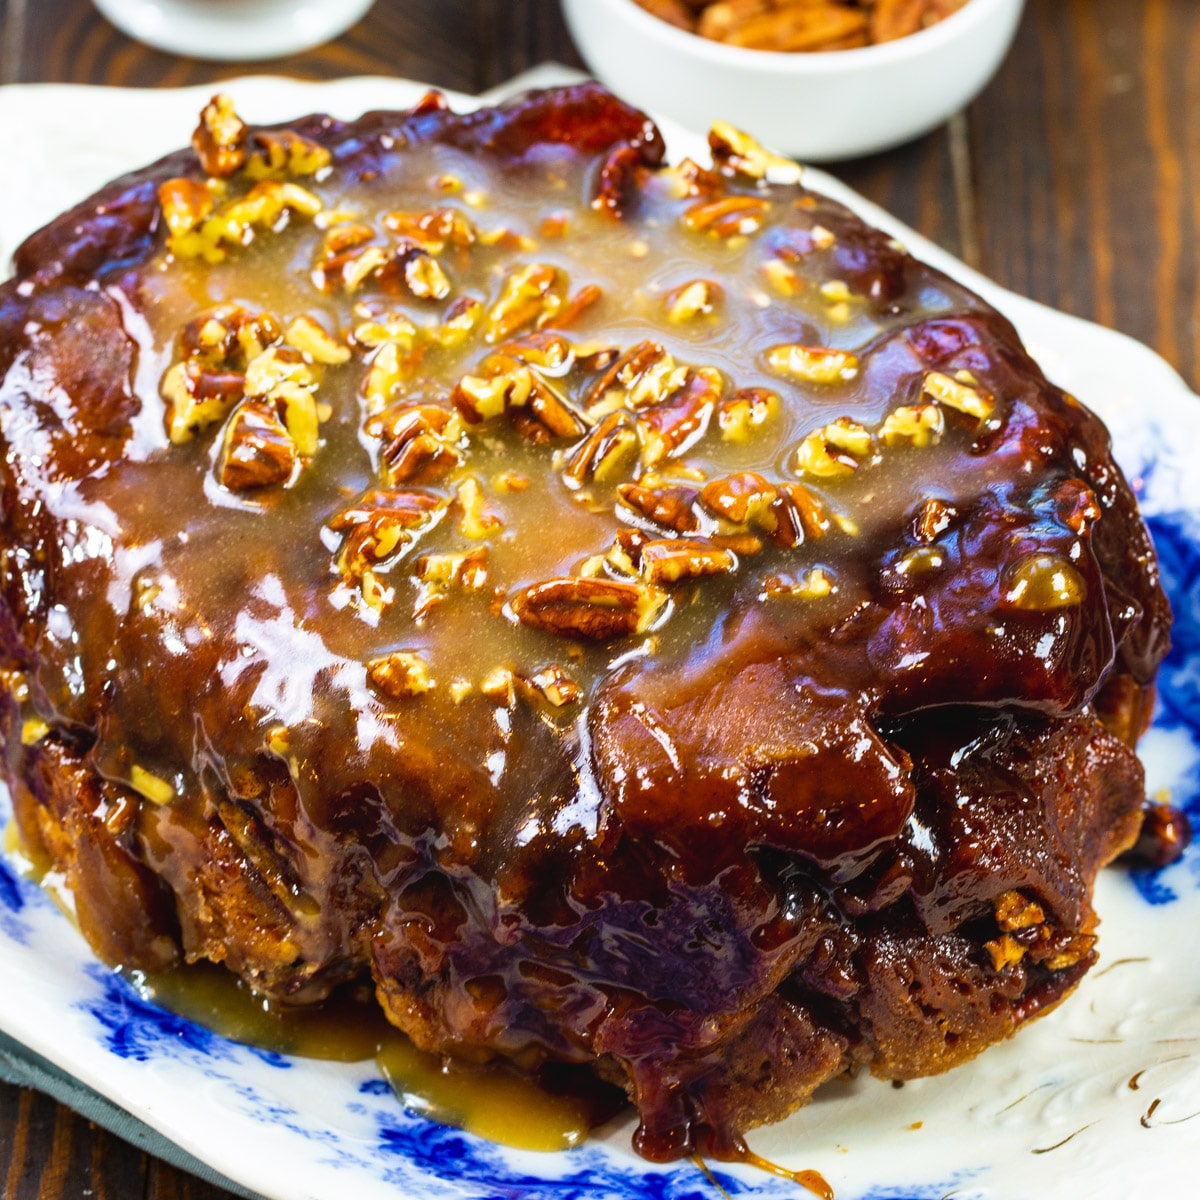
[432,295,484,348]
[699,471,778,525]
[665,279,723,324]
[681,194,771,238]
[456,476,503,539]
[452,366,535,423]
[563,411,639,488]
[762,258,802,297]
[717,387,779,441]
[362,341,415,409]
[354,311,418,351]
[529,381,588,439]
[793,418,873,478]
[640,537,737,584]
[245,128,332,180]
[485,264,565,342]
[878,402,944,447]
[616,481,701,534]
[538,283,602,332]
[330,489,448,584]
[378,404,465,484]
[763,566,836,600]
[383,248,452,301]
[382,207,476,254]
[636,366,722,466]
[161,358,245,443]
[912,497,958,544]
[313,244,389,293]
[923,370,995,420]
[367,651,435,699]
[584,341,687,413]
[766,482,833,547]
[511,577,668,640]
[488,331,575,376]
[708,121,802,185]
[158,179,217,258]
[523,664,583,707]
[767,343,859,385]
[217,398,298,491]
[284,316,351,364]
[414,548,490,621]
[192,93,247,178]
[994,890,1046,932]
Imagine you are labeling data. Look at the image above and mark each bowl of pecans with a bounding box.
[561,0,1025,160]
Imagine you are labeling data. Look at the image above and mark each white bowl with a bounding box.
[562,0,1025,161]
[91,0,376,62]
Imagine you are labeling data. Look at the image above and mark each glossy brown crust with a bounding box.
[0,84,1171,1160]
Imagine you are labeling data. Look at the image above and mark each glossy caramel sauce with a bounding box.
[127,963,619,1152]
[0,86,1170,1165]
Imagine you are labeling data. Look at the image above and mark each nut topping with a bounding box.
[511,577,668,640]
[682,194,771,238]
[192,93,247,178]
[639,537,737,584]
[767,343,859,385]
[486,264,565,342]
[665,279,723,324]
[367,651,435,699]
[564,411,640,488]
[878,402,944,447]
[923,370,995,421]
[524,664,583,707]
[793,418,873,478]
[699,472,778,525]
[708,121,802,185]
[218,399,299,491]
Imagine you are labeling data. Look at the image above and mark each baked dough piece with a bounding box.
[0,85,1169,1160]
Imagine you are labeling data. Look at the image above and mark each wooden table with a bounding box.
[0,0,1197,1196]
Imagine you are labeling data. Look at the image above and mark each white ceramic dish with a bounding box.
[562,0,1025,159]
[2,71,1200,1200]
[91,0,376,62]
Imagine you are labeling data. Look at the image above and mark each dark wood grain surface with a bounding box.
[1,1,1197,1196]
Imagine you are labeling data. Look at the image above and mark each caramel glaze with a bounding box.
[0,85,1173,1162]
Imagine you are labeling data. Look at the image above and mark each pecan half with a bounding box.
[511,577,668,640]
